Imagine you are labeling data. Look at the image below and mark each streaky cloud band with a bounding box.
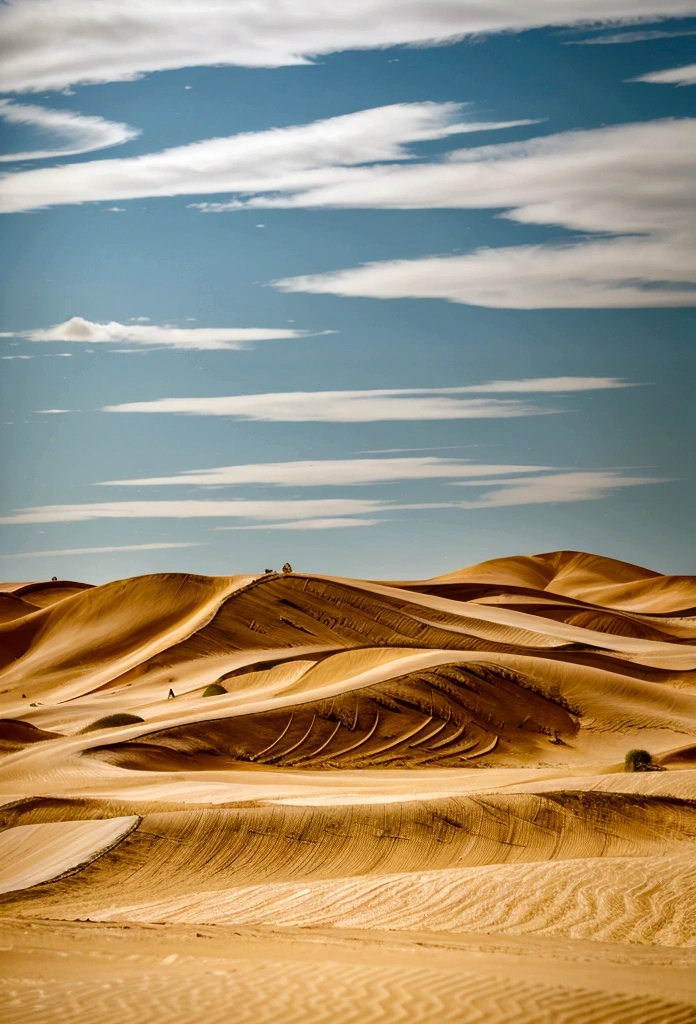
[100,378,634,422]
[3,1,692,92]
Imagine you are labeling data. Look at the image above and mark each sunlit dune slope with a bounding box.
[0,548,695,997]
[398,549,696,614]
[0,815,138,895]
[2,788,695,923]
[0,552,695,771]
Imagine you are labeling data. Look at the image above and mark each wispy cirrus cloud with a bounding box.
[273,118,696,308]
[0,542,204,559]
[13,316,324,351]
[102,377,632,422]
[0,99,138,162]
[0,103,529,214]
[4,101,693,310]
[2,0,692,92]
[455,471,667,508]
[97,457,551,489]
[567,28,696,44]
[218,518,381,530]
[631,63,696,85]
[0,499,389,525]
[0,470,666,524]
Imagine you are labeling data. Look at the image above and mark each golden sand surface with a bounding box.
[0,549,695,1022]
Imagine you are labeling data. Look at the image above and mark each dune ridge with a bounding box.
[0,550,695,1021]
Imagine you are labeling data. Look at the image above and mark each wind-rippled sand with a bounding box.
[1,549,695,1022]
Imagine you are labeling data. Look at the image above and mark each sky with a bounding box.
[0,1,695,584]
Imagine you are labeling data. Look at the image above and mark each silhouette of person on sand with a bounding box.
[167,688,175,699]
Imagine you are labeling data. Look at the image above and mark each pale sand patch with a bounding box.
[0,816,139,894]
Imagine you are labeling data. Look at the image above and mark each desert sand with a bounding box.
[1,549,695,1022]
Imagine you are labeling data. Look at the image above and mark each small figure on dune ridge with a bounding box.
[264,568,274,574]
[167,688,175,700]
[282,562,292,574]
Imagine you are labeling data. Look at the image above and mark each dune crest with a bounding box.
[1,550,695,1020]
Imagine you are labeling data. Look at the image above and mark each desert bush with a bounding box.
[202,683,227,697]
[624,748,654,772]
[80,713,144,733]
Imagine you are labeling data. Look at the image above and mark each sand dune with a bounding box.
[0,816,138,895]
[0,550,695,1021]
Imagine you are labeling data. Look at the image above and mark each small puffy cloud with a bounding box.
[0,99,138,161]
[2,1,691,92]
[36,408,72,413]
[107,206,126,212]
[16,315,324,351]
[102,378,632,422]
[1,354,33,360]
[631,63,696,86]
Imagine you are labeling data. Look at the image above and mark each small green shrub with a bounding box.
[625,748,654,772]
[202,683,227,697]
[80,713,144,734]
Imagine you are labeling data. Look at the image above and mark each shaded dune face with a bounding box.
[91,663,578,771]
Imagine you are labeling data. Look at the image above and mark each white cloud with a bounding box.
[36,408,72,413]
[0,470,666,524]
[273,118,696,308]
[454,471,667,507]
[97,456,551,489]
[453,376,633,393]
[631,63,696,85]
[0,103,527,214]
[107,206,126,212]
[0,542,204,558]
[218,518,380,530]
[0,99,138,161]
[2,1,691,92]
[277,237,696,309]
[0,498,389,525]
[101,377,634,421]
[1,354,33,360]
[568,29,696,44]
[103,390,554,422]
[16,316,323,351]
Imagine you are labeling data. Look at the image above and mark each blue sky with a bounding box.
[1,1,695,582]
